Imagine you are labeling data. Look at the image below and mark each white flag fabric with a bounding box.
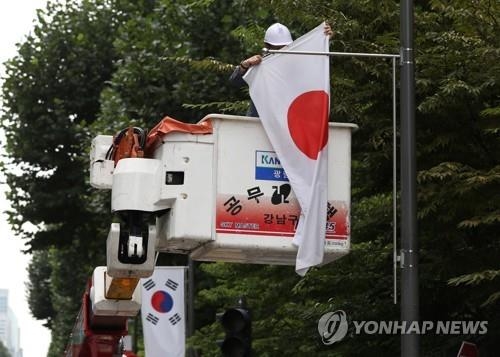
[244,23,330,276]
[141,267,186,356]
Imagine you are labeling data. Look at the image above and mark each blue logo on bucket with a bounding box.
[255,151,288,181]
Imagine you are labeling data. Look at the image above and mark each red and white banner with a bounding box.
[141,267,186,356]
[216,194,349,240]
[244,23,330,275]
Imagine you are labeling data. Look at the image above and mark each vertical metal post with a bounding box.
[187,256,197,357]
[400,0,419,356]
[392,57,398,305]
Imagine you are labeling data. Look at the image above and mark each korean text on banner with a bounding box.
[244,22,330,276]
[141,267,186,357]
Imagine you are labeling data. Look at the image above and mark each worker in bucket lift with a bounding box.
[229,22,333,117]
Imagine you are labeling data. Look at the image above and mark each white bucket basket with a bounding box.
[151,114,357,266]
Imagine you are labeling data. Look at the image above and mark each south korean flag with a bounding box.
[141,267,186,356]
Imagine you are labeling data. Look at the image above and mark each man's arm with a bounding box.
[228,54,262,87]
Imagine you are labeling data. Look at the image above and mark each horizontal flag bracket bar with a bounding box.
[263,48,400,59]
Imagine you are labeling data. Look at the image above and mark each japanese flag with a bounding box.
[141,267,186,356]
[244,23,330,276]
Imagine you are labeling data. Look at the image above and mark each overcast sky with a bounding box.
[1,1,52,356]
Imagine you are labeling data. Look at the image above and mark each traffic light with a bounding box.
[218,301,251,357]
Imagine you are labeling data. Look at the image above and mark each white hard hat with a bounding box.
[264,23,293,46]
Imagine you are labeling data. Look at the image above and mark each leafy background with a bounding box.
[0,0,499,356]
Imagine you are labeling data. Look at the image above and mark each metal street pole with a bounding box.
[400,0,419,356]
[187,256,197,357]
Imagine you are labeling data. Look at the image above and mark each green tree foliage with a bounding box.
[1,0,120,250]
[190,0,500,355]
[0,340,11,357]
[26,250,54,328]
[189,1,402,355]
[97,0,273,127]
[414,0,500,354]
[1,0,123,354]
[1,0,498,356]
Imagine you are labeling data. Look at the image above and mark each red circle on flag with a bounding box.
[287,90,329,160]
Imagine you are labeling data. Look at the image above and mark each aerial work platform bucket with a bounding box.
[152,114,357,265]
[91,114,357,266]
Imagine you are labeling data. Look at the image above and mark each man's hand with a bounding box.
[240,55,262,72]
[241,55,262,68]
